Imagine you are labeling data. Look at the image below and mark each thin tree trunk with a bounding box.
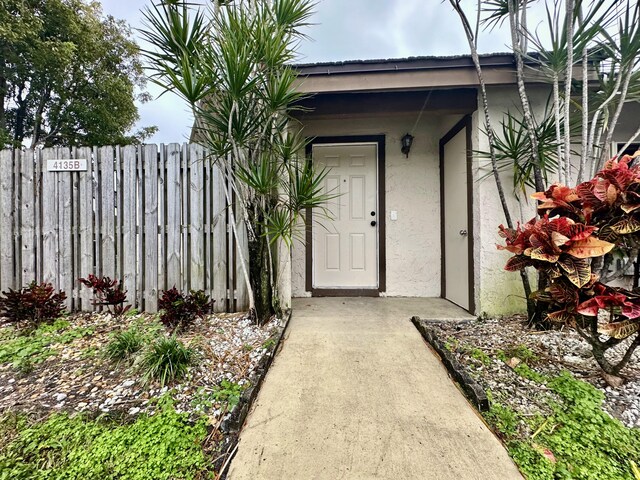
[587,71,623,177]
[449,0,534,319]
[563,0,575,182]
[30,88,51,149]
[222,163,256,317]
[552,73,564,183]
[599,67,632,169]
[616,124,640,158]
[578,7,589,183]
[508,1,545,192]
[449,0,513,229]
[0,65,6,139]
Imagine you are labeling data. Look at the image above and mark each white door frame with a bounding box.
[305,135,386,296]
[439,116,475,313]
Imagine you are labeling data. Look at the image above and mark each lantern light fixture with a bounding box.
[401,133,414,158]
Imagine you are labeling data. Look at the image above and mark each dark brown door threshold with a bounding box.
[311,289,380,297]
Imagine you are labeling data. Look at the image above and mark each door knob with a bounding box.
[370,211,376,216]
[371,221,377,227]
[459,229,468,236]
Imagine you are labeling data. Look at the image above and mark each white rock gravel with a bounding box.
[429,316,640,429]
[0,311,281,420]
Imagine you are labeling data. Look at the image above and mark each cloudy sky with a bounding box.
[100,0,539,144]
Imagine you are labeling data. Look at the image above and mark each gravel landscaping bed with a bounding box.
[0,311,281,420]
[427,316,640,429]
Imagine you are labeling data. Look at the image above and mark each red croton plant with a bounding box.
[499,154,640,381]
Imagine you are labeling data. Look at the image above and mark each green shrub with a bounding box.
[0,282,66,328]
[0,398,210,479]
[506,344,539,364]
[485,402,519,439]
[514,363,548,383]
[469,347,491,366]
[105,327,145,362]
[537,373,640,480]
[508,441,556,480]
[139,336,196,386]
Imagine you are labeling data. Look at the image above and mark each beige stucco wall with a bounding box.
[291,113,462,299]
[473,85,551,316]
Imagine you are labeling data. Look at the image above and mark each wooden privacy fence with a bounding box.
[0,144,249,313]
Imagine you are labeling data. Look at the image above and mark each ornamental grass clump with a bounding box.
[105,326,145,363]
[139,336,196,386]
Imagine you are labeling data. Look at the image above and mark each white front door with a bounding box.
[442,124,470,310]
[312,143,378,289]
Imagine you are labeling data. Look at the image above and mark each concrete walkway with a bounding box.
[228,298,523,480]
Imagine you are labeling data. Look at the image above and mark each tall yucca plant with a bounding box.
[141,0,332,322]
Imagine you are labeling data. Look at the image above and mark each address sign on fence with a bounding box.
[46,159,87,172]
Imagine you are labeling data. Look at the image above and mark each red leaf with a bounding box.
[577,298,600,316]
[504,255,530,271]
[567,224,597,241]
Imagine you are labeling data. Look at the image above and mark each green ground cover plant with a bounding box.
[0,319,94,373]
[486,368,640,480]
[0,398,211,480]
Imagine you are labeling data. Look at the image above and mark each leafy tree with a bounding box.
[142,0,332,322]
[0,0,154,148]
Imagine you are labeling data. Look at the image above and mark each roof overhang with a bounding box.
[293,53,537,95]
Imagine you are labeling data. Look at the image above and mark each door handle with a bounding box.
[459,229,468,236]
[371,221,377,227]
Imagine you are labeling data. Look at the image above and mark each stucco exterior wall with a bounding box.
[473,85,551,316]
[291,114,461,298]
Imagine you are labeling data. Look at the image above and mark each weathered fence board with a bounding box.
[0,150,14,292]
[189,144,205,292]
[166,143,181,291]
[57,148,73,310]
[41,148,58,287]
[143,144,159,312]
[20,149,36,287]
[212,160,227,312]
[99,146,116,281]
[0,144,247,313]
[121,145,137,307]
[78,146,94,310]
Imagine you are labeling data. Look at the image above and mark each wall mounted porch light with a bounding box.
[401,133,414,158]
